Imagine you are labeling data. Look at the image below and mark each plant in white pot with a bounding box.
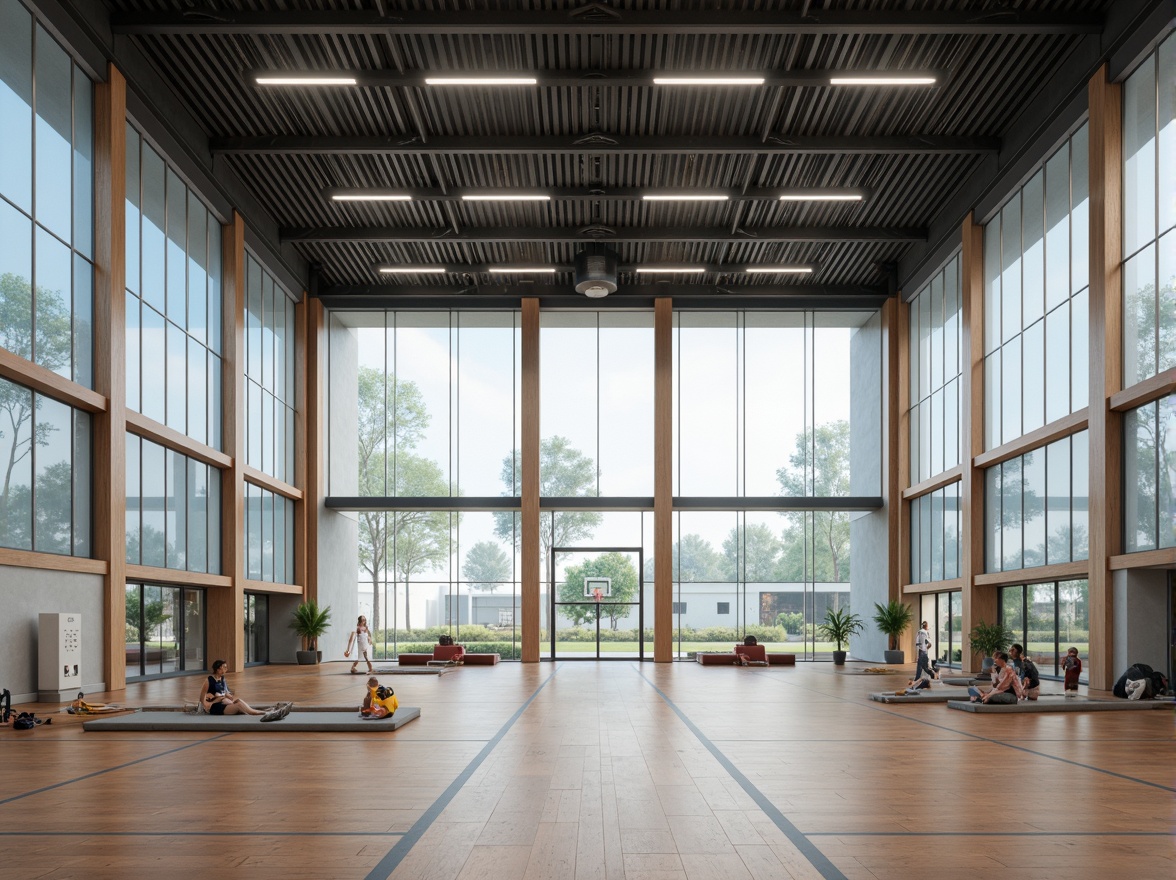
[872,599,913,664]
[968,619,1014,673]
[290,600,332,665]
[818,607,864,666]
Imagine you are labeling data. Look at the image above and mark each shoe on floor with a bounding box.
[260,707,283,722]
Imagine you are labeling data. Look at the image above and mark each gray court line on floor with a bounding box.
[745,667,1176,794]
[806,831,1175,837]
[637,667,850,880]
[364,664,561,880]
[0,733,232,807]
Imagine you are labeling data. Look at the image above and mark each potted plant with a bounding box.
[873,599,913,664]
[290,600,332,665]
[818,607,864,665]
[968,619,1014,672]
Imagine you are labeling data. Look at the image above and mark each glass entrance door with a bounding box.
[550,547,644,659]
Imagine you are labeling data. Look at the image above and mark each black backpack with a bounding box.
[1150,671,1169,697]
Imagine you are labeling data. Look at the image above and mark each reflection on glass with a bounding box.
[0,0,33,212]
[0,377,33,550]
[1123,53,1156,257]
[34,25,72,243]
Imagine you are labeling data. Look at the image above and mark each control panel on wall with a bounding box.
[39,613,81,691]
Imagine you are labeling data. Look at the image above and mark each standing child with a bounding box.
[1062,647,1082,698]
[345,615,375,675]
[360,677,399,719]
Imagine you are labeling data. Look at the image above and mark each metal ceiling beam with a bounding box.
[216,134,998,156]
[319,283,882,298]
[284,225,925,244]
[111,10,1102,36]
[369,262,822,275]
[252,68,945,88]
[325,186,868,203]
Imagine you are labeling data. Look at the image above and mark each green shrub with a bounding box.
[775,612,805,634]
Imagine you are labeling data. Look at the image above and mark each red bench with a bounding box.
[397,645,501,666]
[696,646,797,666]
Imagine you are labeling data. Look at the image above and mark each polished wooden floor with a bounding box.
[2,661,1173,880]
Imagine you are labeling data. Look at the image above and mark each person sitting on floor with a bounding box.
[361,677,399,718]
[1009,644,1040,701]
[902,667,933,693]
[199,659,290,721]
[967,652,1023,704]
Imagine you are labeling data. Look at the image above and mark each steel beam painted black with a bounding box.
[672,497,884,511]
[316,294,890,312]
[215,134,998,157]
[325,496,519,511]
[367,264,823,276]
[319,283,882,298]
[112,10,1102,36]
[327,186,867,203]
[322,495,883,511]
[285,226,925,244]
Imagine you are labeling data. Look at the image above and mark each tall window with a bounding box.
[245,483,294,584]
[1122,33,1176,386]
[125,433,221,574]
[984,126,1089,449]
[909,483,960,584]
[125,124,223,448]
[984,431,1089,573]
[1000,580,1089,681]
[909,255,962,483]
[1124,393,1176,551]
[245,254,295,483]
[0,0,94,387]
[125,583,204,679]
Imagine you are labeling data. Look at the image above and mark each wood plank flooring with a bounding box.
[1,662,1172,879]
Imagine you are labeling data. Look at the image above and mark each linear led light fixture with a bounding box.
[653,76,766,86]
[744,266,814,274]
[829,75,937,86]
[461,194,551,202]
[255,75,358,86]
[635,266,707,273]
[379,266,449,274]
[642,193,730,202]
[425,77,538,86]
[331,193,413,202]
[777,191,864,202]
[488,266,557,273]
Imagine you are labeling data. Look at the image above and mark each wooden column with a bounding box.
[300,297,323,603]
[520,298,540,662]
[210,212,246,669]
[959,212,996,673]
[94,64,127,691]
[886,296,906,604]
[1088,63,1122,691]
[653,298,673,662]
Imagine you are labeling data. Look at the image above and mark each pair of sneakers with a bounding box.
[260,701,293,722]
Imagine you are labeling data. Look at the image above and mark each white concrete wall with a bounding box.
[1113,568,1170,678]
[0,565,106,702]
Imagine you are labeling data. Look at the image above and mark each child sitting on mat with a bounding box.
[361,677,399,719]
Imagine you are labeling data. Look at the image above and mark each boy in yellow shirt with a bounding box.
[360,677,398,719]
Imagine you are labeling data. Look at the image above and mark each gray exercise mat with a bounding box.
[870,691,958,703]
[83,708,421,731]
[940,677,990,686]
[371,667,456,675]
[947,699,1173,713]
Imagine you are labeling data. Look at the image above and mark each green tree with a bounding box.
[125,589,171,643]
[494,436,601,589]
[643,533,724,582]
[0,271,74,544]
[776,421,852,582]
[355,367,439,634]
[462,540,513,594]
[559,552,638,630]
[722,523,782,582]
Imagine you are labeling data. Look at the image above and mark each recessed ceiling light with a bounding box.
[642,194,730,202]
[332,193,413,202]
[829,76,937,86]
[256,76,358,86]
[635,267,706,273]
[425,77,538,86]
[379,267,448,274]
[461,194,551,202]
[777,193,863,202]
[744,266,814,274]
[488,267,557,273]
[653,77,766,86]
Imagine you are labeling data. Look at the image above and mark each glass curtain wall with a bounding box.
[909,255,962,483]
[124,124,223,448]
[1122,34,1176,386]
[124,582,205,679]
[984,126,1089,450]
[0,0,94,389]
[1123,393,1176,551]
[984,430,1089,573]
[243,592,269,665]
[244,483,294,584]
[909,484,961,584]
[329,311,521,658]
[244,254,295,483]
[125,433,221,573]
[672,311,877,658]
[920,590,963,668]
[1000,580,1090,680]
